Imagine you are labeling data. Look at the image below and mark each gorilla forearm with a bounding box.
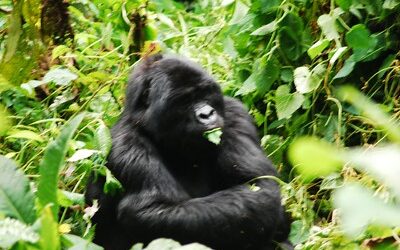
[117,181,281,247]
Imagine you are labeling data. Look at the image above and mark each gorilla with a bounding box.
[85,54,292,250]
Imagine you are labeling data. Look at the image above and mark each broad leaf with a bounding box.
[37,114,85,218]
[317,14,340,41]
[43,68,78,86]
[0,156,36,224]
[307,39,330,59]
[334,184,400,237]
[294,64,326,94]
[275,85,304,120]
[6,129,43,142]
[62,234,103,250]
[0,218,39,248]
[288,137,343,181]
[95,121,112,157]
[250,21,277,36]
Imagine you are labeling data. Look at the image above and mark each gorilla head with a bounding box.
[125,55,225,160]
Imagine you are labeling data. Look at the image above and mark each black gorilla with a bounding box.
[85,54,292,250]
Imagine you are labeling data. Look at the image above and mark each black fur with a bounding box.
[85,54,292,250]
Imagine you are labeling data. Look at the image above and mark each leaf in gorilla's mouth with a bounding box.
[203,127,223,145]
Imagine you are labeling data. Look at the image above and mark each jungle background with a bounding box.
[0,0,400,249]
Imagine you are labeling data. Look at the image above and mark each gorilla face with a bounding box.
[130,56,225,156]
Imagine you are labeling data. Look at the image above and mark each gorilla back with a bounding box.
[85,54,292,250]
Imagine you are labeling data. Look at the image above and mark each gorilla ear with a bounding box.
[126,76,150,111]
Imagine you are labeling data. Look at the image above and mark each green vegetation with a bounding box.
[1,0,400,249]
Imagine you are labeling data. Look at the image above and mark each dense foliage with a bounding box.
[0,0,399,249]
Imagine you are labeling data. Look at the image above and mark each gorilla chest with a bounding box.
[168,163,218,198]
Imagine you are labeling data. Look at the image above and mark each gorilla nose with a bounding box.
[195,104,217,125]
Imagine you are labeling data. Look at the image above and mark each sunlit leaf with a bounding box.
[275,85,304,120]
[288,137,343,181]
[0,156,36,224]
[6,129,43,142]
[334,183,400,237]
[317,14,340,41]
[251,21,278,36]
[37,114,84,218]
[307,39,330,59]
[67,149,99,162]
[338,86,400,142]
[203,128,223,145]
[0,218,39,248]
[43,68,78,86]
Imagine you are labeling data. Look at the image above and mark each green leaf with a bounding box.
[333,55,356,79]
[57,190,84,207]
[329,46,348,65]
[144,238,181,250]
[307,39,330,59]
[43,68,78,86]
[345,24,376,50]
[67,149,98,162]
[288,137,343,181]
[289,220,310,245]
[317,14,340,41]
[37,114,85,218]
[95,121,112,157]
[61,234,103,250]
[6,130,43,142]
[338,86,400,142]
[333,183,400,238]
[203,128,223,145]
[52,45,71,60]
[345,24,378,62]
[0,218,39,248]
[104,168,123,195]
[294,64,326,94]
[275,85,304,120]
[383,0,399,9]
[345,146,400,198]
[255,57,280,96]
[0,156,36,224]
[39,206,60,250]
[228,1,249,25]
[235,74,256,96]
[250,21,278,36]
[335,0,351,10]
